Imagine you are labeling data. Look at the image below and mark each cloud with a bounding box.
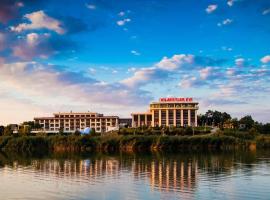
[121,67,170,88]
[156,54,194,71]
[221,46,233,51]
[116,18,131,26]
[261,55,270,63]
[122,54,227,89]
[227,0,235,7]
[262,8,270,15]
[217,19,233,27]
[206,4,218,14]
[199,67,212,80]
[0,62,152,105]
[12,32,77,60]
[86,3,96,10]
[122,54,197,88]
[235,58,245,67]
[118,11,125,16]
[12,33,52,59]
[0,61,151,112]
[10,10,65,34]
[131,50,141,56]
[179,76,206,89]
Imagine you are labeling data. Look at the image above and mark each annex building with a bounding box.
[131,97,199,128]
[34,112,119,133]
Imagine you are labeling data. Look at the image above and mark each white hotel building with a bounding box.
[34,112,119,133]
[131,98,199,128]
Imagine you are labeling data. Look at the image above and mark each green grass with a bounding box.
[0,130,265,154]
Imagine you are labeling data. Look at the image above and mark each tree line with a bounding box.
[197,110,270,134]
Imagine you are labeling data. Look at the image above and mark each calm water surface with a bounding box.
[1,151,270,200]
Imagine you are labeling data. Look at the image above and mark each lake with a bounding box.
[0,151,270,200]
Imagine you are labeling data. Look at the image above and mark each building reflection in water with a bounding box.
[1,155,200,193]
[0,152,259,194]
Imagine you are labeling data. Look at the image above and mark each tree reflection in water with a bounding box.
[0,150,263,194]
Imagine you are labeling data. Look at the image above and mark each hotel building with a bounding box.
[34,112,119,133]
[131,98,199,128]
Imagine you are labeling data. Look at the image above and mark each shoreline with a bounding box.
[1,133,269,154]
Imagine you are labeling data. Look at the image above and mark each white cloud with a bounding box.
[10,10,65,34]
[217,18,233,27]
[121,67,161,87]
[122,54,196,88]
[215,85,237,97]
[118,11,125,16]
[262,8,270,15]
[86,3,96,10]
[227,0,234,7]
[235,58,245,67]
[179,76,200,89]
[261,55,270,63]
[88,67,96,74]
[131,50,140,56]
[156,54,194,71]
[221,46,233,51]
[12,32,52,59]
[199,67,212,80]
[116,18,131,26]
[16,2,24,7]
[0,61,151,123]
[226,68,236,76]
[206,4,218,14]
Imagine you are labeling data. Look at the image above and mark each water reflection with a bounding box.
[0,151,269,200]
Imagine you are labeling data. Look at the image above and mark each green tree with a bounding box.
[231,118,239,129]
[22,121,42,129]
[239,115,255,130]
[0,126,4,136]
[3,125,13,136]
[74,130,81,136]
[59,127,64,135]
[18,125,31,136]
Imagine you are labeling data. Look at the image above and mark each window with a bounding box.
[191,110,196,125]
[183,110,188,126]
[176,110,181,127]
[161,110,166,126]
[154,111,159,126]
[169,110,174,125]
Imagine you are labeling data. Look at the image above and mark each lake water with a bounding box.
[0,151,270,200]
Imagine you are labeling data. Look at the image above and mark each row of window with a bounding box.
[42,122,116,128]
[54,114,100,118]
[150,104,198,108]
[47,127,102,131]
[37,118,116,123]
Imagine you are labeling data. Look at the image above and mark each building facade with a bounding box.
[131,97,199,128]
[34,112,119,133]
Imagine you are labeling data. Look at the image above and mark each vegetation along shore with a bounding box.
[1,110,269,154]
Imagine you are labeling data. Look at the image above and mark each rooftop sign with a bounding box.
[159,97,193,102]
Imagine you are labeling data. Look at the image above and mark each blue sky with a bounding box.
[0,0,270,124]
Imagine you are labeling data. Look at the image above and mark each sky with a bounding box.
[0,0,270,125]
